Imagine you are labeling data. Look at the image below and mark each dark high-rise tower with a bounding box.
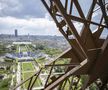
[15,29,18,37]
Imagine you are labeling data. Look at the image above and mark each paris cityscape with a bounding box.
[0,29,70,90]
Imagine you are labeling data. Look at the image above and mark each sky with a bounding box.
[0,0,62,35]
[0,0,107,36]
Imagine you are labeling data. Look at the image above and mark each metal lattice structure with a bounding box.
[14,0,108,90]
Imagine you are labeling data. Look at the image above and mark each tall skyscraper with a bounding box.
[15,29,18,37]
[28,33,30,39]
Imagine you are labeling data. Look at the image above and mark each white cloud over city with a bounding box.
[0,0,100,36]
[0,15,61,35]
[0,0,62,35]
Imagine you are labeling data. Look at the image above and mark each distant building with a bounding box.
[13,42,32,44]
[15,29,18,37]
[28,33,30,39]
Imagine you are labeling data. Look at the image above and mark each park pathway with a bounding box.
[16,45,21,90]
[16,62,21,90]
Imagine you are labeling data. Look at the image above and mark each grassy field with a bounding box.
[18,44,43,89]
[20,45,27,52]
[21,62,42,89]
[26,45,32,52]
[22,62,34,72]
[16,45,19,53]
[22,72,42,88]
[22,72,34,88]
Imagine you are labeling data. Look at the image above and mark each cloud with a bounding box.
[0,0,22,16]
[0,16,61,36]
[0,0,98,36]
[0,0,47,18]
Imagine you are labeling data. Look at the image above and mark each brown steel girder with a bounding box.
[41,0,108,89]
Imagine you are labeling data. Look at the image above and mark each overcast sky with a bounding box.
[0,0,106,36]
[0,0,62,35]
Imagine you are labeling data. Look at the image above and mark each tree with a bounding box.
[0,78,11,90]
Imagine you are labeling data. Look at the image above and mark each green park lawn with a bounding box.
[26,45,32,52]
[20,45,27,52]
[22,72,42,89]
[16,45,19,53]
[22,62,34,72]
[21,62,42,89]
